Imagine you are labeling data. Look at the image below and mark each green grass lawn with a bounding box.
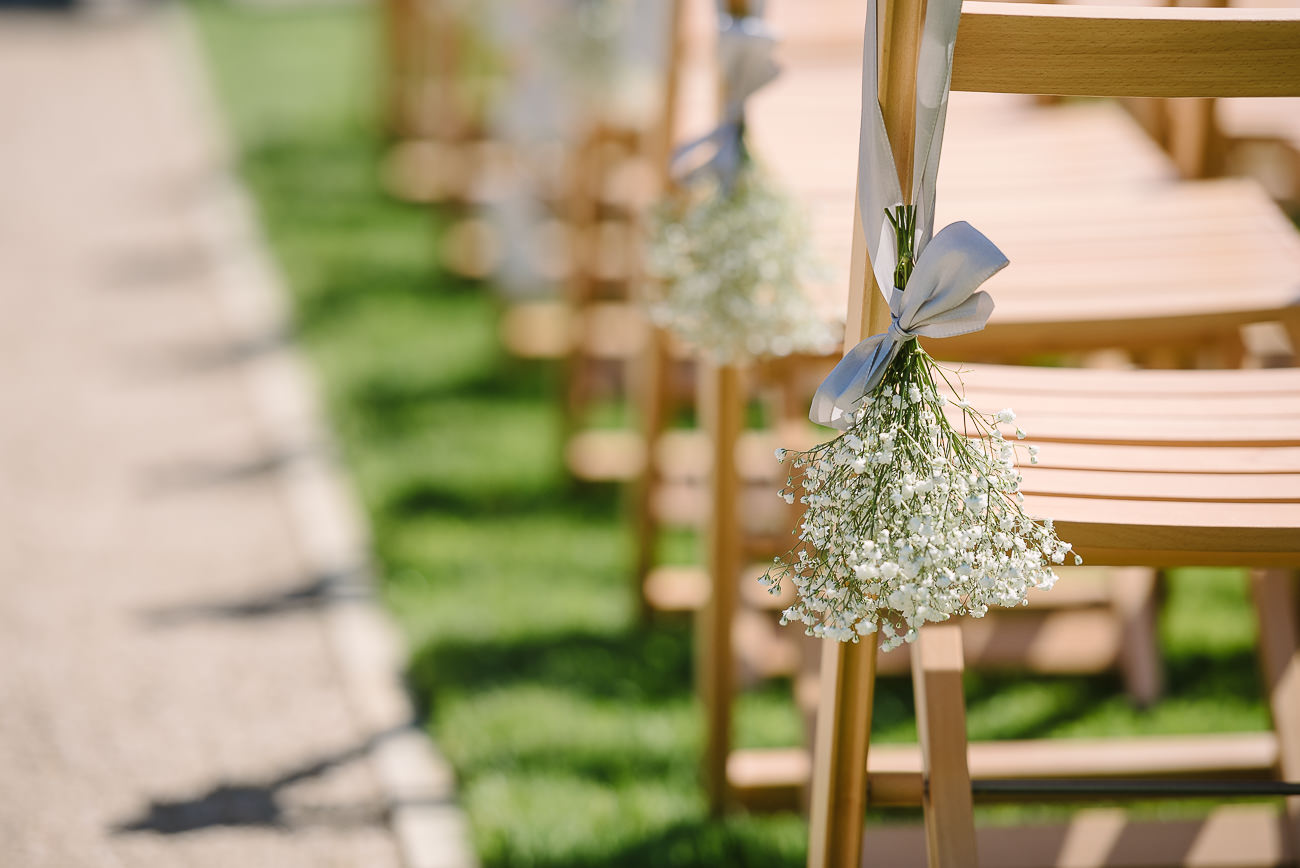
[190,2,1273,864]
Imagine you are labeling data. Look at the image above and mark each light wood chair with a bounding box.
[493,0,689,431]
[381,0,504,206]
[806,3,1300,866]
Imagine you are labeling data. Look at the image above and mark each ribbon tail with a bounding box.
[670,123,743,187]
[810,333,903,428]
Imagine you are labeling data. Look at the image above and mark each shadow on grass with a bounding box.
[345,358,554,422]
[294,257,483,333]
[409,624,694,709]
[1164,650,1263,703]
[379,476,618,523]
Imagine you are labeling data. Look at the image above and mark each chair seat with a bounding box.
[953,364,1300,566]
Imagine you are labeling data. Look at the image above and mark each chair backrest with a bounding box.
[809,4,1300,867]
[952,2,1300,97]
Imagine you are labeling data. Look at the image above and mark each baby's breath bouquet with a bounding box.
[647,163,837,363]
[762,206,1076,649]
[645,12,837,364]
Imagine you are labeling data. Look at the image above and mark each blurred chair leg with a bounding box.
[699,361,744,815]
[631,329,672,620]
[1249,568,1300,856]
[1112,567,1163,707]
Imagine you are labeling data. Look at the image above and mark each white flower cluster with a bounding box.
[763,345,1076,649]
[646,164,839,364]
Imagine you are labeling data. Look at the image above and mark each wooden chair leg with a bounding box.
[796,630,824,814]
[699,362,744,815]
[1166,96,1221,180]
[912,625,978,868]
[1249,568,1300,856]
[631,329,672,620]
[1111,567,1163,707]
[1284,319,1300,367]
[807,640,878,868]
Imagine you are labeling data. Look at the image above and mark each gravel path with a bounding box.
[0,8,439,867]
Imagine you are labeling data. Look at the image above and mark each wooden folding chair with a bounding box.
[492,0,689,430]
[807,3,1300,865]
[382,0,502,206]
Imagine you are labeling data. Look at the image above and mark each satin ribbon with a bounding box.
[808,222,1007,426]
[809,0,1008,429]
[669,12,780,189]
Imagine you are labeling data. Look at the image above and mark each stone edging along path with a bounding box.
[167,8,478,868]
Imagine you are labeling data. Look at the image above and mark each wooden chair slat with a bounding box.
[958,414,1300,446]
[1020,466,1300,503]
[952,2,1300,98]
[955,362,1300,397]
[1027,442,1300,474]
[727,731,1280,809]
[1028,495,1300,566]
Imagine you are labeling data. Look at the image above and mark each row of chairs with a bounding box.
[381,0,1300,864]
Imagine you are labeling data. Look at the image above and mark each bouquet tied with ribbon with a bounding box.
[646,12,837,363]
[762,0,1075,648]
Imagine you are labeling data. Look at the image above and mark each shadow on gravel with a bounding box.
[112,728,403,835]
[139,565,371,627]
[125,326,293,379]
[139,444,322,494]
